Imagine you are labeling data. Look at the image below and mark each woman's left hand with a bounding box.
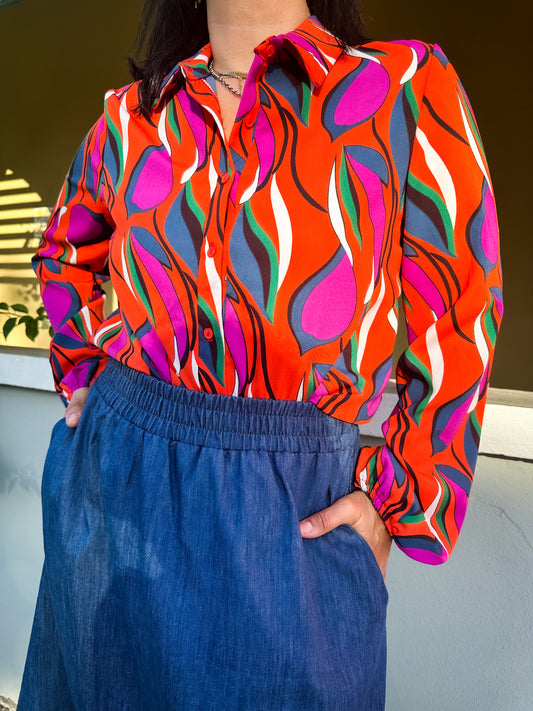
[299,491,393,579]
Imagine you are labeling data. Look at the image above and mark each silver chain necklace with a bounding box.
[208,59,247,98]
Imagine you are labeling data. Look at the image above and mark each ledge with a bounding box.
[0,348,54,392]
[1,349,531,460]
[359,388,533,460]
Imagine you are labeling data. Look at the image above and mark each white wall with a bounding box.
[1,370,532,708]
[0,384,62,701]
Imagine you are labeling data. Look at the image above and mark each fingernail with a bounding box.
[65,413,76,427]
[300,520,313,535]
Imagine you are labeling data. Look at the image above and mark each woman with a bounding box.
[18,0,502,709]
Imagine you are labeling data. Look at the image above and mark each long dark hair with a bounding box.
[129,0,368,116]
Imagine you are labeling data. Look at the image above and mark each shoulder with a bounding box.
[342,39,453,91]
[102,81,143,120]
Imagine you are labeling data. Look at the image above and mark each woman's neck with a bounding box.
[206,0,311,73]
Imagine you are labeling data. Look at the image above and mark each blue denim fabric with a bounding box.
[18,361,388,710]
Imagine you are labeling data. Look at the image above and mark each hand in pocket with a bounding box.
[299,490,392,579]
[65,387,90,428]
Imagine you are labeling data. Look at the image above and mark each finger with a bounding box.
[299,495,360,539]
[65,387,90,428]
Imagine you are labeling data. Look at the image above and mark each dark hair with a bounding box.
[129,1,368,116]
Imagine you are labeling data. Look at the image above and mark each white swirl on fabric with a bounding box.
[328,159,353,266]
[240,165,260,204]
[457,91,492,194]
[119,93,130,169]
[80,305,93,336]
[204,239,225,344]
[208,156,218,197]
[426,316,444,403]
[271,172,293,290]
[173,335,181,377]
[423,481,447,553]
[400,47,418,85]
[357,272,386,371]
[416,126,457,228]
[344,47,382,64]
[158,104,171,156]
[181,147,199,184]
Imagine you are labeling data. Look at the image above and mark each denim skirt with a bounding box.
[18,360,388,711]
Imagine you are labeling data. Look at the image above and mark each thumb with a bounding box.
[299,495,360,539]
[65,387,90,428]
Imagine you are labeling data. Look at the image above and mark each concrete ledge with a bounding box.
[1,349,531,460]
[0,349,54,392]
[360,390,533,460]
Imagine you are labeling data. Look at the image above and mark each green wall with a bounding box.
[1,0,530,389]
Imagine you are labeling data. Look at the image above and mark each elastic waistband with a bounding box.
[93,360,359,453]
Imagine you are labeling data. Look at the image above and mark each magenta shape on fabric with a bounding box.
[288,35,325,71]
[439,394,473,447]
[401,258,446,319]
[440,471,469,531]
[493,292,504,317]
[390,39,428,64]
[309,381,328,405]
[131,233,188,363]
[105,324,128,360]
[481,188,499,265]
[180,92,207,166]
[236,54,264,120]
[90,115,106,187]
[138,327,171,381]
[372,448,395,505]
[42,282,75,331]
[131,150,173,210]
[301,254,356,340]
[334,63,390,126]
[40,211,61,258]
[65,205,104,245]
[365,371,392,418]
[255,107,276,186]
[397,543,448,565]
[62,361,93,393]
[479,366,489,395]
[58,322,84,343]
[230,173,240,205]
[365,395,382,419]
[347,154,386,274]
[223,298,247,390]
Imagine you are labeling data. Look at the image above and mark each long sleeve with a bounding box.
[354,46,503,564]
[33,113,115,401]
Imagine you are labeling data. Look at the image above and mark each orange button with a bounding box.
[221,172,230,184]
[244,113,255,129]
[203,327,214,341]
[207,243,217,258]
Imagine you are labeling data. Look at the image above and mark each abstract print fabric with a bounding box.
[32,17,503,564]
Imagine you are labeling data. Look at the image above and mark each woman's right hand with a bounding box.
[65,387,90,428]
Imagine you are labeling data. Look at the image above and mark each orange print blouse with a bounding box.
[33,17,503,563]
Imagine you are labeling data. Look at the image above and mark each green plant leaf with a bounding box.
[25,319,39,341]
[0,302,8,311]
[18,315,33,324]
[37,306,47,317]
[49,326,55,337]
[11,303,29,314]
[3,317,17,339]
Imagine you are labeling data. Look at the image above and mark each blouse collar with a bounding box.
[155,16,345,109]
